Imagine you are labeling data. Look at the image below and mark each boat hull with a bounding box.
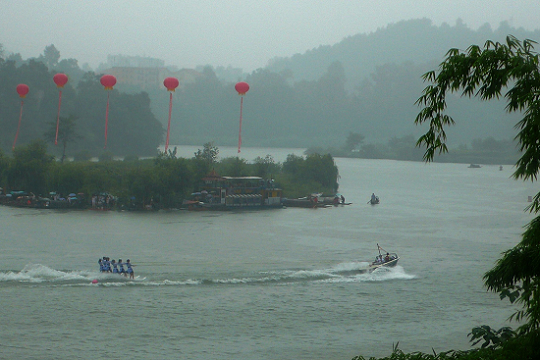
[282,198,329,208]
[368,257,399,271]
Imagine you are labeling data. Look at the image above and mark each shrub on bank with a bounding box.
[352,330,539,360]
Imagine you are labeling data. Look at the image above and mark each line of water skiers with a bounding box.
[98,257,135,279]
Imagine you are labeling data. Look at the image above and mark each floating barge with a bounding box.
[185,171,283,210]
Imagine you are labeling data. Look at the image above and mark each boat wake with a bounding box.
[0,262,415,287]
[0,264,145,285]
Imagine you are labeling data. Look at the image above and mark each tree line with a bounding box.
[0,55,163,158]
[305,132,521,165]
[0,141,339,209]
[5,19,536,157]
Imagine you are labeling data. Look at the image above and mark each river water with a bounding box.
[0,146,535,360]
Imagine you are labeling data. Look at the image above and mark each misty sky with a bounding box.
[1,0,539,72]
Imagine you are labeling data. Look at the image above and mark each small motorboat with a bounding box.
[368,244,399,272]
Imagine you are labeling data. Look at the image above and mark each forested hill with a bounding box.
[265,18,540,89]
[165,19,540,149]
[2,19,540,156]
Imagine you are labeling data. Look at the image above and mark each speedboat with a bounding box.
[368,245,399,272]
[369,253,399,271]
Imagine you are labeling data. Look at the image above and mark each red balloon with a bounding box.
[16,84,29,98]
[235,82,250,95]
[53,73,69,88]
[100,75,117,90]
[163,77,179,92]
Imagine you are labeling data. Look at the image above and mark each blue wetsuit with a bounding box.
[118,262,125,274]
[127,262,133,274]
[112,262,119,274]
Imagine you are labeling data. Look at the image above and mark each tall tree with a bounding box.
[41,44,60,69]
[0,148,7,186]
[254,154,279,178]
[218,157,249,177]
[344,132,365,151]
[415,35,540,334]
[5,53,24,67]
[8,139,54,195]
[55,58,85,84]
[194,141,219,166]
[44,114,82,162]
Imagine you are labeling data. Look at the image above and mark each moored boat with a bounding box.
[185,171,283,210]
[282,196,330,208]
[283,192,349,208]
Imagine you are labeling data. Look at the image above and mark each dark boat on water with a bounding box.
[282,193,350,208]
[368,195,380,205]
[282,198,329,208]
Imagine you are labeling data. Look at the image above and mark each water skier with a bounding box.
[118,259,126,277]
[126,259,135,279]
[111,259,119,274]
[104,257,112,273]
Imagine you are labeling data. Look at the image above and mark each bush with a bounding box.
[98,151,114,162]
[73,150,92,162]
[123,154,139,162]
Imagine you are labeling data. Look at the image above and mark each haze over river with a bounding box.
[0,146,534,360]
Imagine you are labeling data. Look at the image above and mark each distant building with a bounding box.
[99,55,201,91]
[106,55,164,68]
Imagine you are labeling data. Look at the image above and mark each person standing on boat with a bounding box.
[385,253,390,262]
[371,193,377,203]
[126,259,135,279]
